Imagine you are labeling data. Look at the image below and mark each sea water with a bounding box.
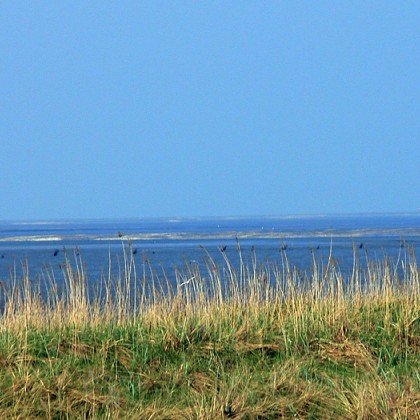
[0,213,419,289]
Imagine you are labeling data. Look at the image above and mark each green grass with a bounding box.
[0,244,418,418]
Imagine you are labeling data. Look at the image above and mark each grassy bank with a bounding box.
[0,244,419,418]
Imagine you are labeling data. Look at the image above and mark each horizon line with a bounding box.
[1,211,420,225]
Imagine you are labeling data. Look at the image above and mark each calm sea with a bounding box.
[0,214,419,287]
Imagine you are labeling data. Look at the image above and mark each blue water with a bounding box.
[0,214,419,287]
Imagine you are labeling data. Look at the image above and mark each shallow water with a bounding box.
[0,214,419,287]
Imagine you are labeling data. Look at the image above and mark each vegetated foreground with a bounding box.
[0,245,419,418]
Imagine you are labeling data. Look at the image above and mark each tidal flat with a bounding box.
[0,245,418,418]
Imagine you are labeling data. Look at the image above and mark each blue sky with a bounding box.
[1,2,419,220]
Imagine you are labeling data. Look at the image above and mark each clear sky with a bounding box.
[1,2,419,220]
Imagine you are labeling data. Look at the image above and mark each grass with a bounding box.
[0,241,418,418]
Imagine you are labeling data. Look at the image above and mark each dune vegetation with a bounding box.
[0,242,418,418]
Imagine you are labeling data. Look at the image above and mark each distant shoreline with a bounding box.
[1,227,419,242]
